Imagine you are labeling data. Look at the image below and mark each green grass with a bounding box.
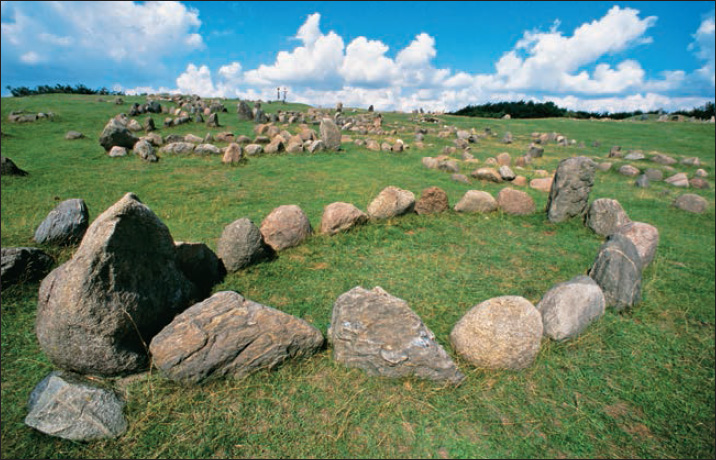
[2,94,714,459]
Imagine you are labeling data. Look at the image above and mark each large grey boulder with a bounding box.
[35,193,197,376]
[588,233,642,311]
[319,118,342,150]
[536,275,605,341]
[149,291,324,384]
[454,190,497,213]
[260,205,313,251]
[99,118,138,152]
[614,222,659,266]
[320,202,368,235]
[217,218,273,271]
[34,198,89,246]
[584,198,631,236]
[25,371,127,441]
[367,186,415,219]
[1,247,54,289]
[329,286,465,385]
[546,156,596,223]
[450,296,543,370]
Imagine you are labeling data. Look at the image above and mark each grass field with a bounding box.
[1,94,714,459]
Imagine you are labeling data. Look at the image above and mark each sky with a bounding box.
[1,1,714,113]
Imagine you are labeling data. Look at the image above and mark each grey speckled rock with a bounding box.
[25,371,127,441]
[672,193,708,213]
[454,190,497,213]
[1,247,54,289]
[615,222,659,266]
[34,199,89,246]
[367,186,415,219]
[588,233,642,311]
[450,296,543,370]
[217,218,273,271]
[546,156,596,223]
[536,276,605,341]
[584,198,631,236]
[320,202,368,235]
[320,118,341,150]
[35,193,197,376]
[150,291,324,384]
[329,286,464,385]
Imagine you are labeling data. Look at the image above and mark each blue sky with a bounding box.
[2,1,714,113]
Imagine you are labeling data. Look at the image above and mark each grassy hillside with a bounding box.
[1,94,714,459]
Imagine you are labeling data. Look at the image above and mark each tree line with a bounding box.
[5,84,125,98]
[450,100,715,120]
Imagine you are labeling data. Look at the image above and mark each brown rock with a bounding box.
[320,202,368,235]
[497,188,535,215]
[260,205,313,251]
[414,187,449,215]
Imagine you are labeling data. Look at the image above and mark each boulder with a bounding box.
[175,242,226,299]
[194,144,221,155]
[237,101,253,121]
[320,202,368,235]
[244,144,263,156]
[529,177,553,192]
[665,172,690,187]
[680,157,701,167]
[108,146,128,157]
[35,193,197,376]
[650,153,677,165]
[536,275,605,341]
[584,198,631,236]
[672,194,708,213]
[65,131,84,140]
[689,177,710,189]
[222,143,244,164]
[1,247,54,289]
[614,222,659,266]
[260,205,313,251]
[329,286,464,384]
[1,156,29,176]
[618,165,640,177]
[450,296,543,370]
[454,190,497,213]
[414,187,449,215]
[498,165,516,181]
[496,188,535,215]
[217,218,273,271]
[34,198,89,246]
[159,142,195,155]
[588,233,642,311]
[367,186,415,219]
[25,371,127,441]
[99,118,138,151]
[470,167,502,183]
[546,157,596,223]
[149,291,324,384]
[319,118,341,150]
[134,139,158,162]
